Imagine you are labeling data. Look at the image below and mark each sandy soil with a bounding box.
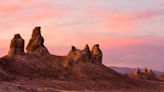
[0,81,163,92]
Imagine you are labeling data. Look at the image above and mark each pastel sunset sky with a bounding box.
[0,0,164,71]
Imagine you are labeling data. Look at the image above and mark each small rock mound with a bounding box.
[128,67,158,80]
[143,68,157,80]
[26,26,49,55]
[128,68,142,78]
[8,34,25,56]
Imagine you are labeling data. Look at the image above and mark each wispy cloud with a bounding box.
[89,9,164,32]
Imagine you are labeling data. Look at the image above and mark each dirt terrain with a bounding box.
[0,54,162,92]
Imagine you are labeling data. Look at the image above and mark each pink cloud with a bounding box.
[89,9,164,32]
[0,0,74,27]
[0,3,20,14]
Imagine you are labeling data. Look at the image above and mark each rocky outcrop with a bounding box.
[67,44,102,64]
[143,68,155,76]
[149,69,156,76]
[128,68,142,78]
[67,46,82,62]
[143,68,157,80]
[7,27,103,65]
[128,67,158,80]
[82,45,91,62]
[8,34,25,56]
[26,26,49,55]
[91,44,102,64]
[144,67,148,74]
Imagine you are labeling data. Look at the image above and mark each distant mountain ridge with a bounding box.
[110,66,164,76]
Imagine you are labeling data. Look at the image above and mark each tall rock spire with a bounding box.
[82,44,91,62]
[91,44,103,64]
[26,26,49,55]
[9,34,25,56]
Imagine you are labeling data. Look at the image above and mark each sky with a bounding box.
[0,0,164,71]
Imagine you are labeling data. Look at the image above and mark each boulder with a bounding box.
[26,26,49,55]
[8,34,25,56]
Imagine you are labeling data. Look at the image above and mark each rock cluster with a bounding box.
[67,44,102,64]
[128,67,157,80]
[8,34,25,56]
[8,26,103,64]
[26,26,49,55]
[143,68,156,79]
[128,68,142,78]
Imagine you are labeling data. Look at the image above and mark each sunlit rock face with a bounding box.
[82,45,91,62]
[67,44,103,64]
[67,46,83,62]
[128,68,158,80]
[128,68,143,78]
[91,44,103,64]
[26,26,49,55]
[8,34,25,56]
[143,68,157,79]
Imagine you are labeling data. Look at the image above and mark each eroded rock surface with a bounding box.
[26,26,49,55]
[128,68,143,78]
[82,44,91,62]
[8,34,24,56]
[67,46,82,62]
[91,44,103,64]
[128,68,158,80]
[67,44,102,64]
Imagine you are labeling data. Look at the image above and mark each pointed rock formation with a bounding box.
[137,68,141,75]
[8,34,25,56]
[91,44,102,64]
[128,68,158,80]
[71,46,76,51]
[143,68,156,77]
[82,44,91,62]
[26,26,49,55]
[144,67,148,74]
[67,44,103,64]
[67,46,82,62]
[128,68,143,78]
[149,69,156,76]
